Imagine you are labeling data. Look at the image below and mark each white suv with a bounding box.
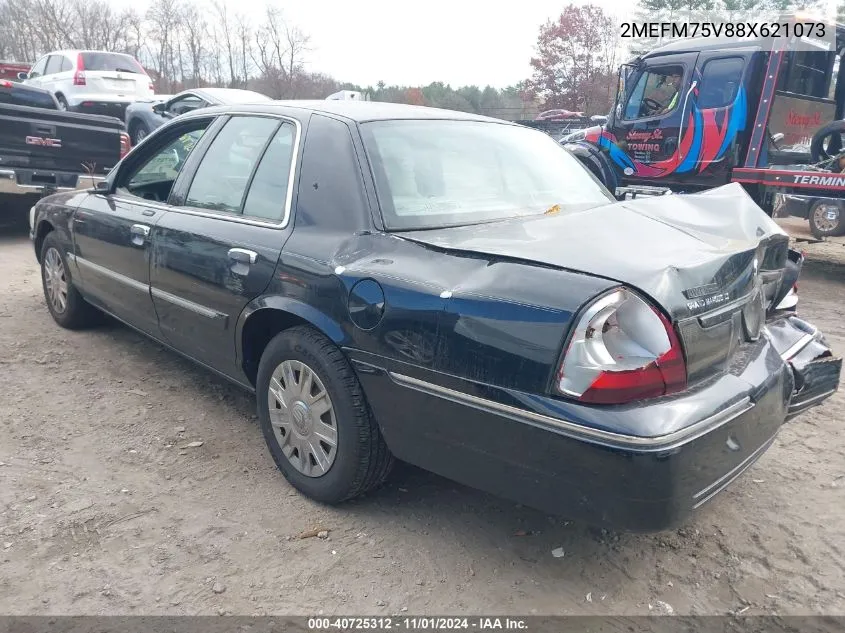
[22,50,154,116]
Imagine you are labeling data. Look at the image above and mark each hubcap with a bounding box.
[136,127,147,142]
[267,360,338,477]
[813,204,840,232]
[43,247,68,313]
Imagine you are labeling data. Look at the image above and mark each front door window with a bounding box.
[116,125,207,202]
[624,65,685,119]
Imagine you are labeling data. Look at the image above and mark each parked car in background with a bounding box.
[21,50,153,116]
[1,79,129,225]
[0,60,31,83]
[28,101,840,531]
[124,88,271,145]
[536,108,585,121]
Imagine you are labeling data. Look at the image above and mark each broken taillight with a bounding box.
[555,287,687,405]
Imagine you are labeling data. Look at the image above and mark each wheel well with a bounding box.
[241,309,310,386]
[34,220,54,263]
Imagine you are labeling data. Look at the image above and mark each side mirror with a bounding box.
[92,180,110,194]
[17,72,28,80]
[152,102,166,115]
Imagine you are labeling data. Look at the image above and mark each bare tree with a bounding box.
[235,12,252,89]
[181,1,207,88]
[284,23,310,97]
[211,0,237,87]
[146,0,182,92]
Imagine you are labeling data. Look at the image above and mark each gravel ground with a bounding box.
[0,225,843,616]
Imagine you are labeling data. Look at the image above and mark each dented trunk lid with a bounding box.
[398,183,792,385]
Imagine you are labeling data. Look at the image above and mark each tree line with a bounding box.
[1,0,839,120]
[0,0,537,118]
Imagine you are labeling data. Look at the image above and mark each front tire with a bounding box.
[40,232,100,329]
[256,326,393,503]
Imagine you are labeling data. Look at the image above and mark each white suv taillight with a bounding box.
[556,287,686,404]
[74,52,86,85]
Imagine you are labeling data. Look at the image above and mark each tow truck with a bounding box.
[565,19,845,239]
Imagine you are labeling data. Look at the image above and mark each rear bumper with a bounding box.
[0,168,104,198]
[355,315,839,532]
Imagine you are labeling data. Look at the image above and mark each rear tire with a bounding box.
[40,232,100,329]
[55,94,69,111]
[131,121,149,145]
[256,325,393,503]
[809,199,845,239]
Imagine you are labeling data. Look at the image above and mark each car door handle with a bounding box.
[228,248,257,265]
[130,224,150,246]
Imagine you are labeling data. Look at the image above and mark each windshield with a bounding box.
[360,119,615,230]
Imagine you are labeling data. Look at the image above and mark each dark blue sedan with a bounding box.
[29,101,841,531]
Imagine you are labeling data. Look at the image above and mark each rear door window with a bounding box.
[59,57,72,73]
[698,57,744,108]
[184,116,280,215]
[81,52,146,75]
[241,122,296,222]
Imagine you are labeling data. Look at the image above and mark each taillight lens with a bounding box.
[119,132,131,158]
[556,287,686,404]
[74,53,86,85]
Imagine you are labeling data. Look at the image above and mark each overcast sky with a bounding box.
[281,0,583,88]
[124,0,837,88]
[118,0,617,87]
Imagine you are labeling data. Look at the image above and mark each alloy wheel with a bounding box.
[813,203,840,234]
[43,247,68,313]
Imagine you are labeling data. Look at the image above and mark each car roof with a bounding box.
[194,100,511,123]
[191,87,271,103]
[46,50,139,57]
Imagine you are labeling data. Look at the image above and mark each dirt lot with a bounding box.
[0,224,844,617]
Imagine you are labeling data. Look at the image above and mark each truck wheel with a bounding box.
[256,325,394,504]
[39,232,100,329]
[809,199,845,238]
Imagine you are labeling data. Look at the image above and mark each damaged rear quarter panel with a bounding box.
[437,260,616,392]
[312,230,616,395]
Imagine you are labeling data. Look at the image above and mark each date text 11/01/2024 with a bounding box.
[308,617,528,630]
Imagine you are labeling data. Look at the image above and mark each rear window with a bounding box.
[0,86,57,109]
[777,50,832,99]
[81,53,146,75]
